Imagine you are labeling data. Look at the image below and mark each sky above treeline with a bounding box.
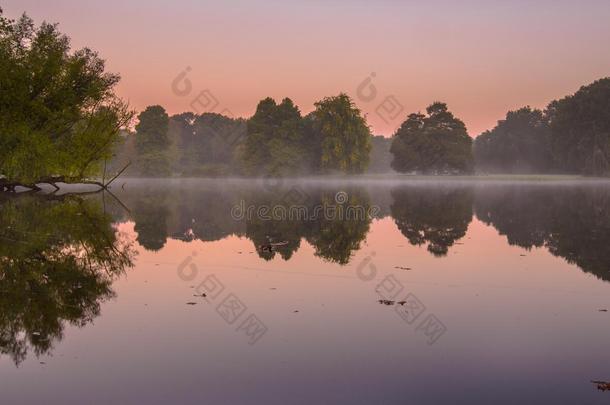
[4,0,610,137]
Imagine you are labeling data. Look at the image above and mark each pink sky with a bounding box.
[4,0,610,136]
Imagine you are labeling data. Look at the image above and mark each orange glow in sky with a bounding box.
[4,0,610,136]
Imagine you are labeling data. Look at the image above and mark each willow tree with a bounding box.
[0,10,131,191]
[309,94,372,174]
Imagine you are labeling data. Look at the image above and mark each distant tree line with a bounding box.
[122,77,610,178]
[474,78,610,175]
[119,94,373,177]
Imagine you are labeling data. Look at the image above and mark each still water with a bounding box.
[1,178,609,404]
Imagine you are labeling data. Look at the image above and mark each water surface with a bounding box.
[1,179,609,404]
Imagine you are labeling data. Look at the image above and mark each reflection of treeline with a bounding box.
[117,185,375,264]
[391,186,473,256]
[118,183,610,281]
[0,195,135,366]
[474,185,610,282]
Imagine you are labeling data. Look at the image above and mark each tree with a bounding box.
[390,102,473,174]
[309,94,371,174]
[188,113,246,175]
[0,10,131,190]
[546,78,610,175]
[242,97,309,175]
[135,105,170,176]
[367,135,394,173]
[473,107,553,173]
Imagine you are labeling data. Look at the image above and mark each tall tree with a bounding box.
[390,102,473,174]
[309,94,371,174]
[473,107,553,173]
[0,10,131,189]
[367,135,394,173]
[546,78,610,175]
[135,105,170,176]
[242,97,308,175]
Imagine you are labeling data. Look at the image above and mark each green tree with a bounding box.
[188,113,246,175]
[242,98,308,175]
[309,94,371,174]
[473,107,553,173]
[547,78,610,175]
[390,102,473,174]
[0,10,131,190]
[135,105,170,176]
[367,135,394,173]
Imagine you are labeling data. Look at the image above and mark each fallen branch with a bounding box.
[1,160,132,194]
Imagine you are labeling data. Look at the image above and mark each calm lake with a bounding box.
[1,178,609,404]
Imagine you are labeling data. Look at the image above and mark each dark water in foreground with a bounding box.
[1,179,609,404]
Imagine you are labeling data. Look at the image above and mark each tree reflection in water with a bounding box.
[475,185,610,282]
[0,195,135,366]
[114,181,609,281]
[391,186,473,257]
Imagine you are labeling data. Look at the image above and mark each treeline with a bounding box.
[388,78,610,175]
[115,94,374,177]
[474,78,610,175]
[118,77,610,178]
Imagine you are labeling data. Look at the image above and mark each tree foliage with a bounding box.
[309,94,372,174]
[547,78,610,175]
[367,135,394,173]
[473,107,553,173]
[242,97,309,175]
[0,10,131,186]
[390,102,473,174]
[134,105,170,176]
